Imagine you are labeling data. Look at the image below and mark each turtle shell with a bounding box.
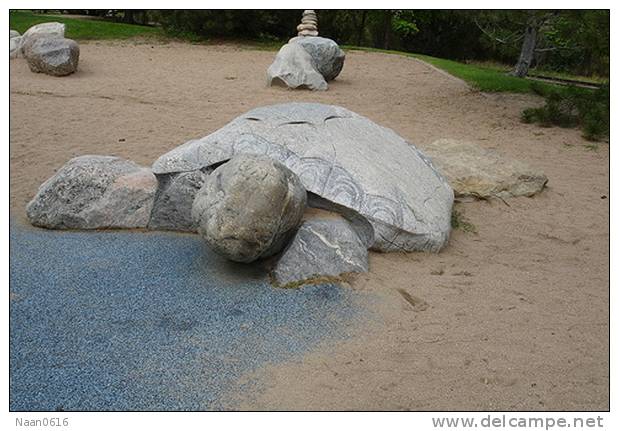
[153,103,454,252]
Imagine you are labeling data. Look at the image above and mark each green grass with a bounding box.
[10,10,163,40]
[343,45,562,93]
[467,60,608,85]
[413,53,549,93]
[527,69,608,85]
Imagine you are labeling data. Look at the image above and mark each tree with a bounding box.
[391,10,483,60]
[475,10,609,78]
[510,12,541,77]
[392,10,419,41]
[475,10,555,77]
[542,10,609,76]
[356,11,368,46]
[509,11,575,77]
[143,9,607,78]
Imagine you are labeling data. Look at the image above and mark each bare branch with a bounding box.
[535,46,582,53]
[474,17,521,46]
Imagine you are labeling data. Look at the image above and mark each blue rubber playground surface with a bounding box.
[10,221,371,411]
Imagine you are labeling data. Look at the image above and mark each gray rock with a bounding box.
[272,216,368,287]
[306,193,374,249]
[154,103,454,252]
[267,43,328,91]
[10,35,22,59]
[27,155,157,229]
[20,22,65,50]
[149,168,211,231]
[424,139,548,199]
[24,37,79,76]
[192,154,307,263]
[289,36,345,81]
[10,30,20,39]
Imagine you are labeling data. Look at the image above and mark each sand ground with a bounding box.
[9,41,609,410]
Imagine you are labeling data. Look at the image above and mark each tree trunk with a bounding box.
[123,10,135,24]
[510,15,538,77]
[356,11,367,46]
[382,11,393,49]
[136,10,147,25]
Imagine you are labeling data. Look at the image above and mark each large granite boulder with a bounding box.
[10,30,20,39]
[27,155,157,229]
[424,139,548,199]
[191,154,307,263]
[272,215,368,288]
[267,43,328,91]
[148,169,211,231]
[290,36,345,81]
[24,37,79,76]
[154,103,454,252]
[20,22,65,50]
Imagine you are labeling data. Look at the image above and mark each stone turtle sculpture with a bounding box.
[25,105,457,286]
[154,103,454,252]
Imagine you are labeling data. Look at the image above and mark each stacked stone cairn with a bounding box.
[267,10,346,91]
[10,22,80,76]
[296,10,319,36]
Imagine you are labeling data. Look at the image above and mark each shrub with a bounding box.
[522,83,609,141]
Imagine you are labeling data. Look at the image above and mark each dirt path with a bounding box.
[10,41,609,410]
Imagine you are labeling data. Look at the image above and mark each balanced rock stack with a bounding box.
[297,10,319,37]
[267,10,346,91]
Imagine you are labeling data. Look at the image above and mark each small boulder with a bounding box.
[10,35,22,59]
[24,37,79,76]
[424,139,548,199]
[290,36,345,81]
[192,154,307,263]
[149,169,210,231]
[27,155,157,229]
[267,43,328,91]
[272,215,369,288]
